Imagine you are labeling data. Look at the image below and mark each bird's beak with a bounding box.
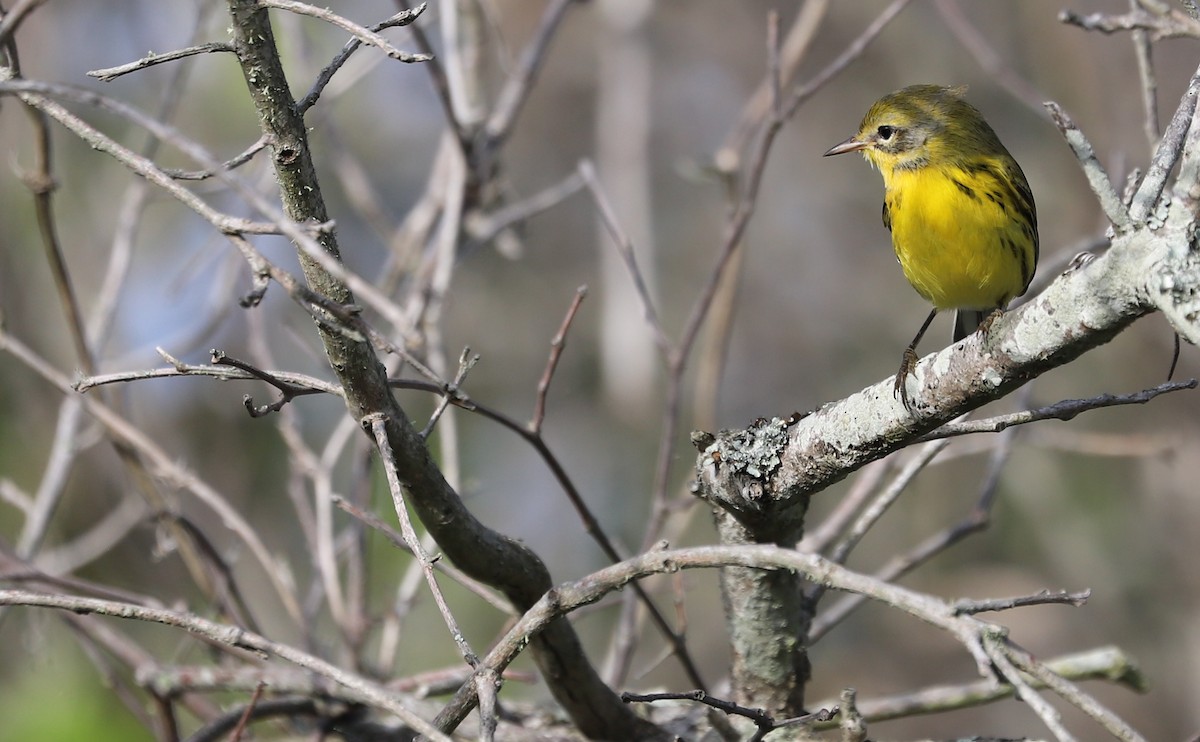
[823,136,869,157]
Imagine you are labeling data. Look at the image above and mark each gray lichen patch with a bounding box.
[702,417,790,482]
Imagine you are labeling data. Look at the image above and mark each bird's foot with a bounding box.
[893,346,919,413]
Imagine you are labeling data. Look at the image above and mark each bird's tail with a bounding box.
[953,309,987,343]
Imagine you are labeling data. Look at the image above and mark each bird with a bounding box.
[824,84,1038,412]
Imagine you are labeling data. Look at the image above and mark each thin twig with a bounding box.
[392,0,464,138]
[465,169,586,244]
[621,689,837,740]
[296,4,428,112]
[333,495,513,614]
[366,415,479,668]
[75,351,339,397]
[935,0,1050,117]
[810,422,1024,641]
[211,349,323,417]
[809,646,1146,728]
[183,698,318,742]
[782,0,916,121]
[917,380,1196,441]
[475,667,500,742]
[421,348,478,439]
[87,43,235,81]
[1003,641,1147,742]
[828,440,949,565]
[715,0,830,171]
[954,589,1091,615]
[485,0,577,145]
[579,160,672,356]
[767,11,781,121]
[1130,59,1200,222]
[1130,9,1160,150]
[16,72,95,424]
[388,377,709,689]
[226,682,267,742]
[806,440,950,607]
[0,80,418,337]
[162,137,269,181]
[797,458,893,555]
[985,640,1077,742]
[259,0,430,62]
[1045,101,1133,231]
[531,287,587,433]
[0,0,48,48]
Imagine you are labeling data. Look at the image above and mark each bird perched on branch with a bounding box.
[824,84,1038,411]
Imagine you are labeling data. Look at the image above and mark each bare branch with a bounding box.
[715,0,830,171]
[1046,101,1133,231]
[421,348,478,438]
[334,495,514,615]
[1130,60,1200,222]
[984,638,1077,741]
[621,689,837,740]
[954,589,1092,615]
[580,160,672,356]
[1002,642,1146,742]
[935,0,1050,117]
[465,169,586,244]
[162,137,269,181]
[1060,3,1200,39]
[810,647,1146,728]
[258,0,430,63]
[438,543,1089,733]
[87,43,235,82]
[74,353,340,397]
[366,415,478,667]
[296,4,429,113]
[1,329,305,624]
[0,0,48,48]
[531,286,587,433]
[918,380,1196,441]
[1131,22,1160,149]
[390,0,464,138]
[782,0,916,121]
[485,0,578,145]
[0,589,451,741]
[386,374,709,690]
[825,439,950,566]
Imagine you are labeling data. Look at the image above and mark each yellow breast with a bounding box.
[884,164,1029,312]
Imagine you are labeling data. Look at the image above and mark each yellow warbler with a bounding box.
[824,84,1038,411]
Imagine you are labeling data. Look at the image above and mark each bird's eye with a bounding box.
[877,125,895,140]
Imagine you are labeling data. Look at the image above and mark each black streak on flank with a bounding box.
[952,178,978,200]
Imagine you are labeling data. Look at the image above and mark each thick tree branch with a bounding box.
[222,2,653,738]
[699,215,1184,520]
[695,54,1200,736]
[439,542,1129,740]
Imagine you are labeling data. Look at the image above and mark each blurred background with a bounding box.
[1,1,1198,739]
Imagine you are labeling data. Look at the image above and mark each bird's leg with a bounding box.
[1167,333,1181,381]
[895,308,939,412]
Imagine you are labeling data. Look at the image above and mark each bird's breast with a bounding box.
[883,165,1028,311]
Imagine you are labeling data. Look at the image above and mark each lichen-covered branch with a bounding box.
[695,27,1200,730]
